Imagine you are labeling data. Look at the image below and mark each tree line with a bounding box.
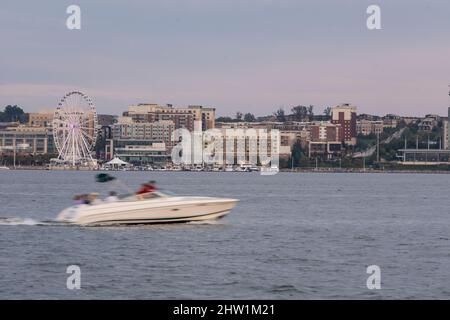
[216,105,332,123]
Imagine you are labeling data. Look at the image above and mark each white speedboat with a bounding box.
[56,191,238,226]
[0,166,10,170]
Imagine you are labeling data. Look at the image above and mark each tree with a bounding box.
[323,106,332,118]
[307,105,314,121]
[291,105,307,122]
[243,113,256,122]
[274,108,286,122]
[216,116,234,123]
[291,140,305,167]
[0,105,27,123]
[235,111,243,121]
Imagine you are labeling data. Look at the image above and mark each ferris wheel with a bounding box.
[53,91,98,166]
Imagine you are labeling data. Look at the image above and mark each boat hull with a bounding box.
[57,196,238,226]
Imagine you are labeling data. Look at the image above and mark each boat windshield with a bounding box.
[119,191,170,201]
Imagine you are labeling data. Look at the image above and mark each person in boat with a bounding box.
[73,195,85,205]
[136,181,157,199]
[88,193,102,205]
[105,191,118,203]
[80,194,91,205]
[136,181,157,195]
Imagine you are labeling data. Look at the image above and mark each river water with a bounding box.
[0,170,449,299]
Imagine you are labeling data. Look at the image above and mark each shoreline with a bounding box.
[3,166,450,174]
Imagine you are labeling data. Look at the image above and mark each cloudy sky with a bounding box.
[1,0,450,116]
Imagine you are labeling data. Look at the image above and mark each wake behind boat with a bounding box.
[56,174,238,226]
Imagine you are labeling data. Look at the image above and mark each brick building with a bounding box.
[331,104,357,145]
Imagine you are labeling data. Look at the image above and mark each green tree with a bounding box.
[274,108,286,122]
[323,106,331,117]
[291,141,305,167]
[307,105,314,121]
[291,105,308,122]
[0,105,27,123]
[243,113,256,122]
[216,116,234,123]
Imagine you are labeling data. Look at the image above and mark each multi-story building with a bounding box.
[105,115,176,165]
[356,120,383,136]
[0,122,19,130]
[97,114,117,127]
[331,104,357,145]
[28,112,53,127]
[0,125,55,155]
[123,103,215,131]
[193,128,280,167]
[105,139,168,166]
[308,122,342,158]
[418,117,438,131]
[382,114,401,128]
[357,114,380,121]
[113,141,168,167]
[111,119,175,147]
[382,118,398,129]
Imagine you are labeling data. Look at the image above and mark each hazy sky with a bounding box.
[1,0,450,116]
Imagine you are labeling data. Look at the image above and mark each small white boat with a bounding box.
[56,191,238,226]
[0,166,10,170]
[260,165,279,175]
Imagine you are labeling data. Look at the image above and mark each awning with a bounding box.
[105,157,129,165]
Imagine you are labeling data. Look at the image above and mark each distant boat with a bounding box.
[260,165,279,174]
[0,166,10,170]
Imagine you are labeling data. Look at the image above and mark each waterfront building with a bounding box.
[331,104,357,146]
[398,148,450,165]
[105,139,168,166]
[111,119,175,147]
[0,125,55,155]
[217,120,344,160]
[123,103,215,131]
[308,122,342,159]
[197,128,280,167]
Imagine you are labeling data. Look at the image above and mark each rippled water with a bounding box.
[1,170,450,299]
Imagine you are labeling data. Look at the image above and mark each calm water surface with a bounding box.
[0,171,450,299]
